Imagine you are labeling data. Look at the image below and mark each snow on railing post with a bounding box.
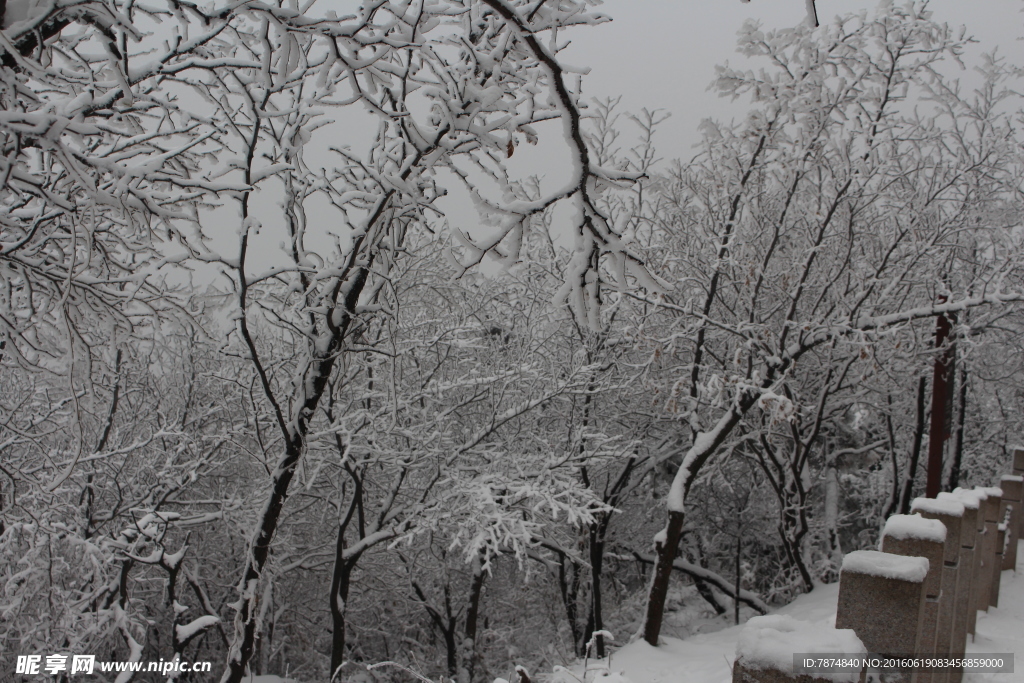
[879,515,946,683]
[732,615,865,683]
[998,475,1022,571]
[910,497,966,683]
[977,487,1003,609]
[836,550,929,683]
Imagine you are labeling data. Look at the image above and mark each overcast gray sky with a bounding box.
[564,0,1023,154]
[445,0,1024,251]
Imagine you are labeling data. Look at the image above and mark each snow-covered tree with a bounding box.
[0,1,658,679]
[637,3,1024,645]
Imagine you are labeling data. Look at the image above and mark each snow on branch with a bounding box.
[623,552,769,615]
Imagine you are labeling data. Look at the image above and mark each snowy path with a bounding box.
[969,543,1024,683]
[605,541,1024,683]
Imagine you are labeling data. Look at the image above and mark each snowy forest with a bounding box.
[2,1,1024,682]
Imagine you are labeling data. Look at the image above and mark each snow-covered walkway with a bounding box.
[605,541,1024,683]
[969,544,1024,683]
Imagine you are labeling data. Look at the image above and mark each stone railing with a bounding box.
[732,448,1024,683]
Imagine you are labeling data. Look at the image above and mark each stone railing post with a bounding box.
[879,514,945,683]
[836,550,928,683]
[1014,447,1024,541]
[978,486,1002,609]
[954,488,990,628]
[733,615,866,683]
[1000,474,1022,572]
[993,522,1005,605]
[909,497,966,683]
[941,490,981,639]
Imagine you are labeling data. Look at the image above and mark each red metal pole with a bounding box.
[926,298,952,498]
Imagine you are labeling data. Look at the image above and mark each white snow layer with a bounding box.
[982,487,1004,498]
[591,672,632,683]
[735,614,865,682]
[940,491,979,510]
[956,487,988,502]
[911,496,964,518]
[882,514,946,543]
[175,615,220,642]
[1002,474,1024,483]
[841,550,928,583]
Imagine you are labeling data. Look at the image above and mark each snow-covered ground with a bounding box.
[970,545,1024,683]
[600,541,1024,683]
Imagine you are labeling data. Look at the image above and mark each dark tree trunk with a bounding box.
[882,394,901,520]
[643,509,685,646]
[899,376,928,514]
[411,580,458,678]
[461,555,487,683]
[734,534,742,625]
[557,553,584,656]
[752,435,813,592]
[583,515,609,658]
[444,625,458,678]
[227,265,370,683]
[639,137,769,649]
[579,447,638,657]
[329,525,361,682]
[693,578,726,615]
[778,501,813,592]
[436,605,458,674]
